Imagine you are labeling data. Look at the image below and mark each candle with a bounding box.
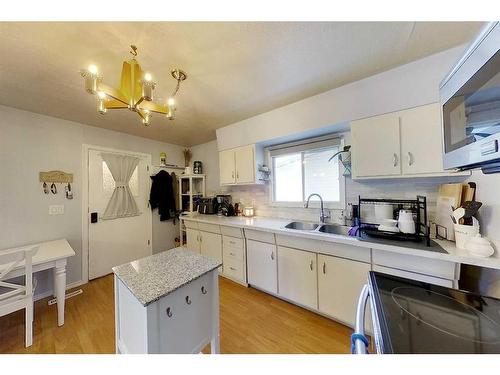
[244,207,254,217]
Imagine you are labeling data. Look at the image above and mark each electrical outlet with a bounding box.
[49,205,64,215]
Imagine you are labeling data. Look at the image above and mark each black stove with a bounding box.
[369,271,500,354]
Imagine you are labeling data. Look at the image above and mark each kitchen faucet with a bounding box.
[304,193,330,223]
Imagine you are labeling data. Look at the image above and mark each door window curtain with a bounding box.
[101,153,141,220]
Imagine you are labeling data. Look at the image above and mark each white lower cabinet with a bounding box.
[277,246,318,310]
[200,231,223,267]
[246,239,277,294]
[318,254,371,328]
[186,229,222,269]
[186,228,201,252]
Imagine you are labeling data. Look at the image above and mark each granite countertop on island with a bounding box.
[112,247,222,306]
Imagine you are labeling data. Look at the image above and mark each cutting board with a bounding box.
[438,183,463,209]
[435,184,463,241]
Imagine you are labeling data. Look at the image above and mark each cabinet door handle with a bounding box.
[236,171,239,179]
[199,235,202,243]
[271,251,274,260]
[185,296,192,305]
[393,153,398,167]
[322,262,326,274]
[232,171,235,179]
[309,260,314,271]
[408,152,414,166]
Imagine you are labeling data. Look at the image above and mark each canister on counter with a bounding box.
[193,161,203,174]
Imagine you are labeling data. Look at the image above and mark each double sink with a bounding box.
[284,221,350,236]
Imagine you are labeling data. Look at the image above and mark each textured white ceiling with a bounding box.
[0,22,482,146]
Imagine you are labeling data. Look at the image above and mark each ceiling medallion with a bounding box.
[80,45,187,126]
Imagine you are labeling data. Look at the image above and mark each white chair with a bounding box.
[0,245,38,347]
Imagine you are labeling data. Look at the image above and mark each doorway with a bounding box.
[83,145,152,281]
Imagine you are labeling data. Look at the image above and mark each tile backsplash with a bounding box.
[222,175,468,224]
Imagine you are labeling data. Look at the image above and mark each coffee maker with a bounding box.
[215,195,234,216]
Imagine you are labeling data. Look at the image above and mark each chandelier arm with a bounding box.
[98,83,129,105]
[139,101,168,115]
[171,79,181,98]
[104,101,129,110]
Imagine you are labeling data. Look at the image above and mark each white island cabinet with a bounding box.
[112,247,222,354]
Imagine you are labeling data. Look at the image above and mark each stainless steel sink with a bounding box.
[284,221,320,231]
[318,224,350,236]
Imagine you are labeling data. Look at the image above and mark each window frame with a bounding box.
[267,135,346,210]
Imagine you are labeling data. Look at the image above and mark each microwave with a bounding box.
[440,22,500,173]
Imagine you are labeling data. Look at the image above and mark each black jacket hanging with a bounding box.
[149,170,176,221]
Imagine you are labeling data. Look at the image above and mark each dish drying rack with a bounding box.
[357,195,430,246]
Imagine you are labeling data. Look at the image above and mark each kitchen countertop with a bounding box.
[181,214,500,271]
[112,247,222,306]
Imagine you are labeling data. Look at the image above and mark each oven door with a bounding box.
[441,22,500,170]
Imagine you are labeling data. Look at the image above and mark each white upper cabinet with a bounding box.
[400,103,444,175]
[219,149,236,185]
[352,103,464,179]
[219,144,263,185]
[351,112,401,178]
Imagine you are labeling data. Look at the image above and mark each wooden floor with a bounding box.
[0,275,352,354]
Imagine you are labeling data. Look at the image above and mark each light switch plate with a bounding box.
[49,205,64,215]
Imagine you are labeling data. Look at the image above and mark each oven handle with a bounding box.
[352,284,370,354]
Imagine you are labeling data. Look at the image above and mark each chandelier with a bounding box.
[81,45,187,125]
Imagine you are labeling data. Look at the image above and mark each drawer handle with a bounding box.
[201,286,207,295]
[229,241,236,245]
[322,262,326,274]
[309,260,314,271]
[229,267,237,271]
[166,307,173,317]
[185,296,192,305]
[230,252,235,256]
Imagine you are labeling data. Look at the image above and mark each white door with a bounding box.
[277,246,318,309]
[246,240,277,294]
[351,113,401,178]
[235,145,255,184]
[219,149,236,185]
[185,228,200,252]
[400,103,445,175]
[318,254,371,328]
[200,231,222,265]
[88,148,152,280]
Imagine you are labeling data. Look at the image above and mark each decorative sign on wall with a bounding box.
[39,170,74,198]
[39,170,73,184]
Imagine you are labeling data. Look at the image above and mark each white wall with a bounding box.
[0,105,185,297]
[216,46,466,151]
[191,140,221,195]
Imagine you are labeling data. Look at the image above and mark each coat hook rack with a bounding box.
[39,170,73,184]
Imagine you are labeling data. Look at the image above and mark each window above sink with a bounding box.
[268,134,346,209]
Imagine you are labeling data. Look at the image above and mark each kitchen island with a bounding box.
[112,247,222,354]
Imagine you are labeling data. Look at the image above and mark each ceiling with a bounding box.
[0,22,483,146]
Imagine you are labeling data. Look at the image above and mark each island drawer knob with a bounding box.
[201,286,208,294]
[185,296,192,305]
[166,307,173,317]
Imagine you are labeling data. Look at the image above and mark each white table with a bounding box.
[1,239,75,326]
